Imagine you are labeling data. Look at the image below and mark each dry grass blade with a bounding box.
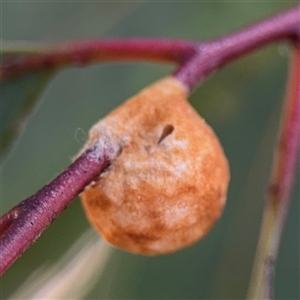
[9,230,113,300]
[247,46,300,299]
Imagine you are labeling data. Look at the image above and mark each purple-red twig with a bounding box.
[1,5,299,93]
[0,4,299,279]
[175,4,300,90]
[0,143,112,276]
[0,39,195,80]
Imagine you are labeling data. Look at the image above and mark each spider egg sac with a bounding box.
[80,76,230,255]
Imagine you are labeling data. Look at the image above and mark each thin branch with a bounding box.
[247,45,300,299]
[174,4,300,91]
[2,5,299,85]
[0,39,196,80]
[1,4,299,280]
[0,142,115,276]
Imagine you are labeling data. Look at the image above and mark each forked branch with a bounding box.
[0,5,299,285]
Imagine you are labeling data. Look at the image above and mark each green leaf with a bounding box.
[1,49,54,161]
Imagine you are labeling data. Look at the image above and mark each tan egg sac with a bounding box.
[81,76,230,255]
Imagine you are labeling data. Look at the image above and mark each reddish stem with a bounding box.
[0,143,112,276]
[268,43,300,298]
[1,5,299,89]
[247,45,300,299]
[1,4,299,278]
[268,46,300,211]
[174,4,300,91]
[1,39,195,80]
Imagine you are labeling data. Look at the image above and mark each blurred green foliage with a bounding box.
[1,2,299,299]
[1,69,54,158]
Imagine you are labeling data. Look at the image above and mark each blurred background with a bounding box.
[1,2,299,299]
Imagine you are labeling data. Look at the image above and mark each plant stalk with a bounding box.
[0,4,299,279]
[174,4,300,91]
[246,46,300,299]
[0,143,113,276]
